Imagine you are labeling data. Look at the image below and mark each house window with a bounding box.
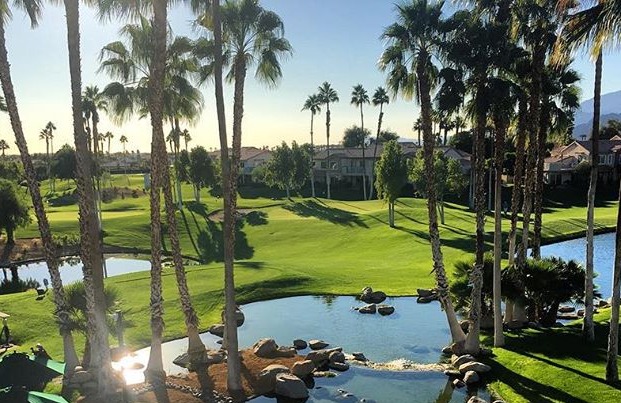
[608,155,614,165]
[599,155,605,164]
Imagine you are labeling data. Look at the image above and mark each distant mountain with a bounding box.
[572,90,621,138]
[573,113,621,139]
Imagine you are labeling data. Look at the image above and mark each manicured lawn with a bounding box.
[2,175,620,402]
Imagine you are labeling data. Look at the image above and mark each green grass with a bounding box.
[2,175,620,402]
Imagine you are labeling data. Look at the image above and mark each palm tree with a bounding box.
[104,131,113,154]
[302,93,321,198]
[380,0,466,348]
[119,134,128,153]
[97,15,206,380]
[369,86,389,199]
[119,134,129,184]
[0,139,8,157]
[351,84,370,200]
[39,127,51,187]
[45,121,56,191]
[182,129,191,151]
[317,82,338,199]
[0,1,81,379]
[63,0,114,395]
[556,0,621,379]
[83,86,107,158]
[413,117,422,145]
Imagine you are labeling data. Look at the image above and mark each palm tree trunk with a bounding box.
[326,106,331,200]
[584,50,602,343]
[493,115,507,347]
[418,57,466,346]
[507,96,527,267]
[0,19,79,377]
[360,106,367,201]
[532,102,550,259]
[143,0,167,384]
[369,105,384,199]
[605,177,621,383]
[310,113,315,198]
[64,0,114,395]
[174,118,183,210]
[219,14,242,393]
[466,79,486,355]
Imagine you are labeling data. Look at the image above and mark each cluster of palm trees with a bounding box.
[302,84,390,200]
[0,0,290,399]
[379,0,621,381]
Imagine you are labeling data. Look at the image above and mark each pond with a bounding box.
[540,232,616,299]
[120,296,491,402]
[5,256,151,286]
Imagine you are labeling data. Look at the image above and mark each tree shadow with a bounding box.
[282,200,367,227]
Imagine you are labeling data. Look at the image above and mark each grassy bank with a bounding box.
[2,175,620,402]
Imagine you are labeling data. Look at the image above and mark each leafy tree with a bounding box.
[188,147,215,202]
[0,161,23,182]
[600,119,621,140]
[410,150,467,224]
[342,126,370,148]
[373,130,399,144]
[448,130,472,154]
[0,179,31,244]
[374,140,408,228]
[262,141,311,198]
[0,139,9,157]
[177,149,191,183]
[51,144,77,181]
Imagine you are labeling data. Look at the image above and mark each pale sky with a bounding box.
[1,1,620,155]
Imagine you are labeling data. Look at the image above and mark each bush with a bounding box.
[0,277,40,295]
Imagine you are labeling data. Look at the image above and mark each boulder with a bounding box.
[313,371,336,378]
[253,338,279,358]
[369,291,387,303]
[328,362,350,371]
[360,287,373,301]
[309,339,329,350]
[274,373,309,399]
[377,305,395,316]
[293,339,308,350]
[417,295,437,304]
[467,397,487,403]
[417,288,435,298]
[306,350,330,365]
[274,346,296,358]
[258,364,290,389]
[208,324,225,338]
[173,350,225,368]
[441,346,453,355]
[479,348,494,357]
[459,320,470,333]
[459,361,491,374]
[452,378,465,388]
[291,360,315,378]
[443,370,461,377]
[352,352,368,361]
[450,342,466,356]
[358,304,376,314]
[463,370,480,384]
[220,309,245,327]
[598,300,610,308]
[329,351,346,363]
[451,354,475,368]
[558,305,575,313]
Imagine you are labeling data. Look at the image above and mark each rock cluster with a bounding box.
[416,288,439,303]
[443,348,494,395]
[356,287,395,315]
[65,366,97,394]
[252,338,352,400]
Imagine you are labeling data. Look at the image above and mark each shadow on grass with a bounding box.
[282,200,367,227]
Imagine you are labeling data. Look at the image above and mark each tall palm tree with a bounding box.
[302,93,321,198]
[62,0,115,395]
[369,86,389,199]
[556,0,621,378]
[317,82,338,199]
[351,84,370,200]
[104,131,113,154]
[0,138,8,157]
[119,134,128,153]
[182,129,191,151]
[39,127,51,187]
[44,121,56,191]
[413,117,422,145]
[0,0,81,379]
[381,0,466,348]
[98,15,207,379]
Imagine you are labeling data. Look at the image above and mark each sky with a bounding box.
[1,0,621,155]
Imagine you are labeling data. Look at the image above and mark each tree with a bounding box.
[98,15,206,378]
[369,87,389,199]
[381,0,466,348]
[182,129,191,151]
[0,139,8,157]
[556,0,621,378]
[0,160,22,181]
[374,130,399,144]
[38,127,51,184]
[82,85,107,156]
[410,150,467,224]
[0,179,30,244]
[262,141,311,198]
[351,84,370,200]
[318,82,338,199]
[119,135,128,153]
[0,0,80,378]
[51,144,77,181]
[301,93,321,198]
[104,131,113,154]
[188,146,215,202]
[374,140,407,227]
[413,117,422,145]
[63,0,114,394]
[342,126,370,148]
